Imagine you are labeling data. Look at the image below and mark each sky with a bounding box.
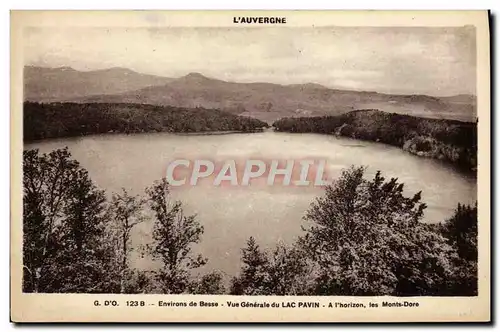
[24,26,476,96]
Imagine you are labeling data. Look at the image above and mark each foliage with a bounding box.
[188,271,226,295]
[261,242,315,295]
[440,203,478,261]
[438,203,478,296]
[145,178,207,294]
[299,166,456,296]
[24,102,268,141]
[121,269,158,294]
[230,238,314,295]
[107,189,146,293]
[230,237,269,295]
[23,148,119,293]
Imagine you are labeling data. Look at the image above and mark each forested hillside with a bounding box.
[24,102,268,141]
[273,110,477,172]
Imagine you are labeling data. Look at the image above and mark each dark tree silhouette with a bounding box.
[441,203,478,261]
[23,148,118,293]
[438,203,478,295]
[24,102,269,141]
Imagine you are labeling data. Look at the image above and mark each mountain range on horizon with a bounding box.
[23,65,477,123]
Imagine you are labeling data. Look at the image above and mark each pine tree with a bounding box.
[230,237,268,295]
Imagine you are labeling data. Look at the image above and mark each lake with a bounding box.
[25,131,477,276]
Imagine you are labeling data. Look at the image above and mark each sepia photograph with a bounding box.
[10,10,491,322]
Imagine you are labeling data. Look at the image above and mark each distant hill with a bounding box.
[24,66,477,123]
[24,66,173,102]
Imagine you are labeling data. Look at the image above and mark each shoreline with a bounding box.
[272,129,477,178]
[23,128,266,144]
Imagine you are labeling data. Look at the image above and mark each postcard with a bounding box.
[10,10,490,323]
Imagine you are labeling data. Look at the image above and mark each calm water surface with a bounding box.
[25,132,477,276]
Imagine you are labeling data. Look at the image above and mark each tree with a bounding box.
[122,269,157,294]
[189,271,226,295]
[441,203,478,261]
[23,148,118,293]
[439,203,478,295]
[230,238,315,295]
[108,189,146,293]
[230,237,269,295]
[55,167,118,292]
[262,242,314,295]
[23,148,77,292]
[300,166,455,296]
[146,178,207,294]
